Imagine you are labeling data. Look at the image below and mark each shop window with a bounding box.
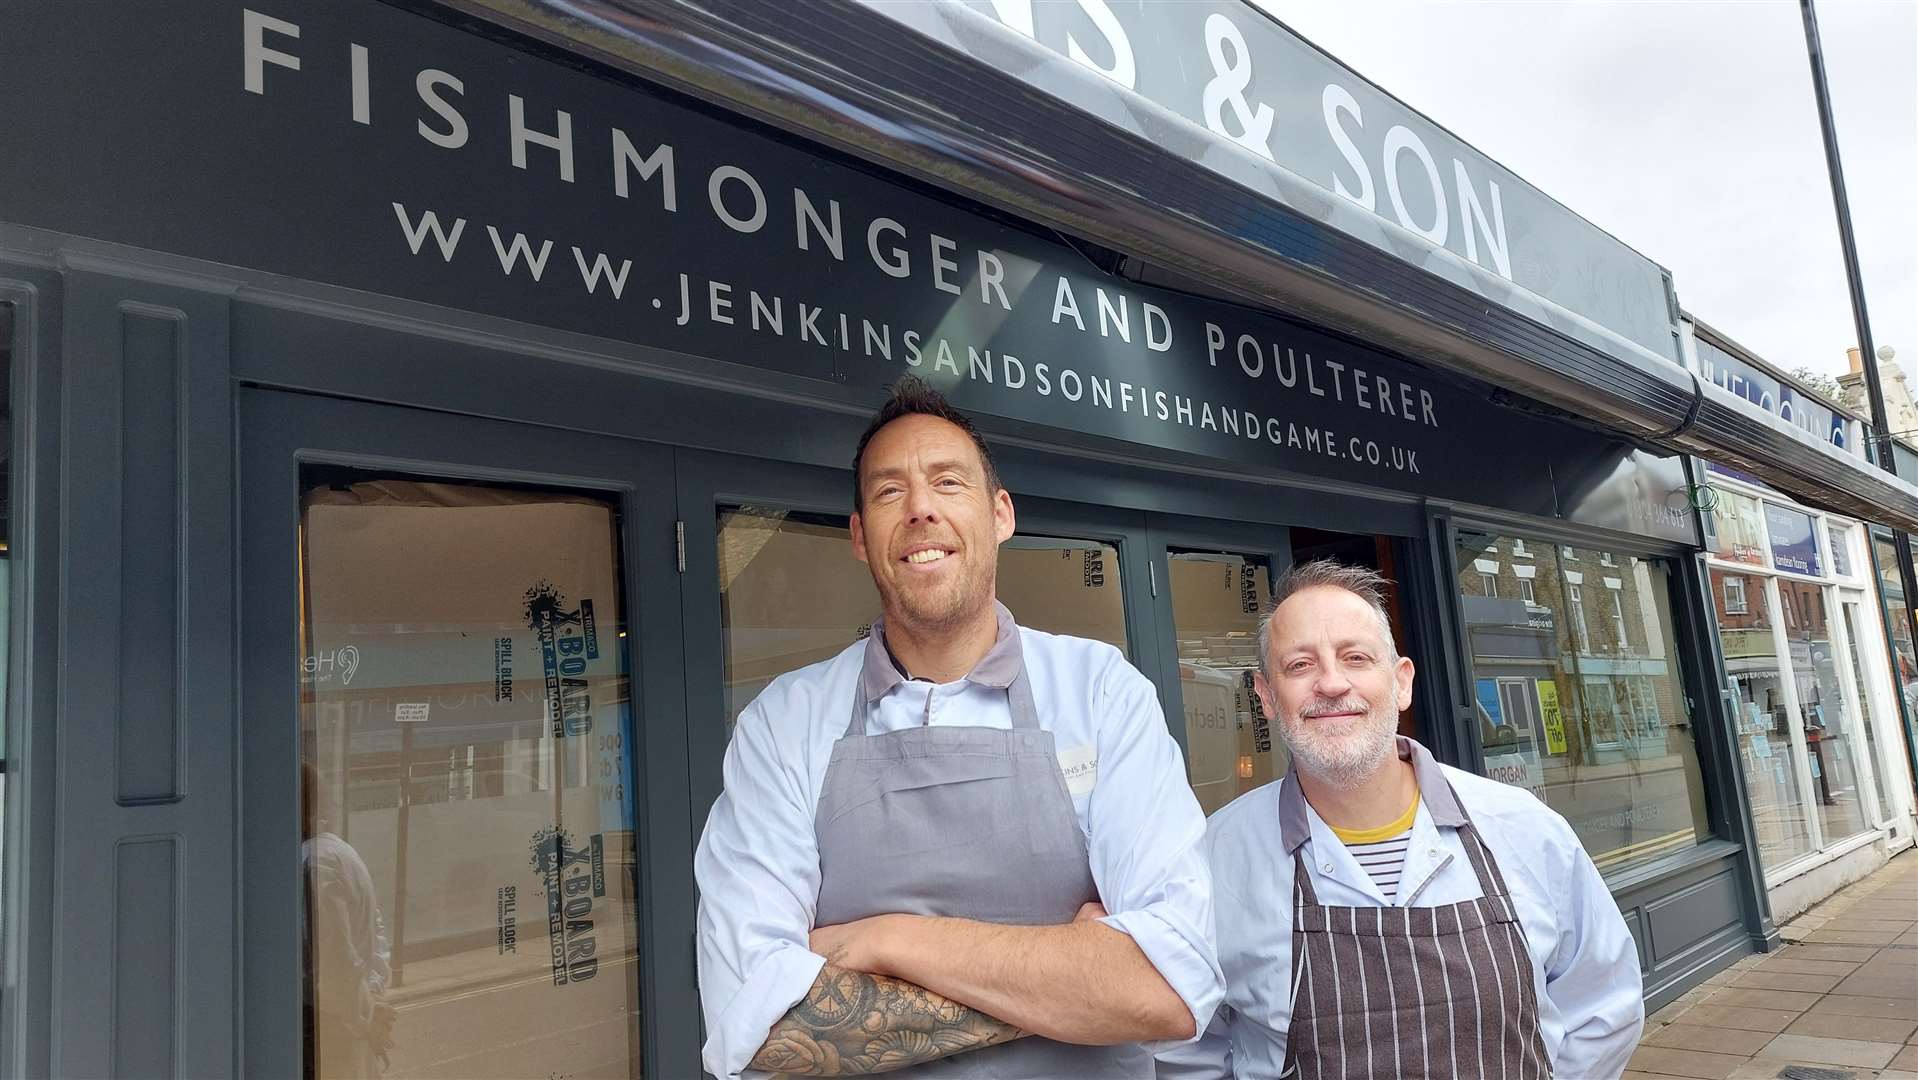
[1609,587,1629,651]
[997,535,1128,652]
[1712,567,1816,870]
[1839,601,1891,826]
[718,508,879,725]
[716,508,1128,728]
[1568,584,1590,652]
[1457,533,1709,878]
[1765,503,1822,577]
[1165,550,1282,814]
[1778,579,1871,845]
[1709,490,1769,567]
[1828,522,1854,579]
[298,474,644,1080]
[1871,527,1918,725]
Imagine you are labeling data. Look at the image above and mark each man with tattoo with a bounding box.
[695,377,1223,1078]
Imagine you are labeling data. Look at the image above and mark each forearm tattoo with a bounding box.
[748,965,1028,1075]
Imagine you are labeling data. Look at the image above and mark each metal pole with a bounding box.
[1800,0,1918,797]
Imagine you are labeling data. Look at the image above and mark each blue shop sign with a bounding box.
[1764,503,1822,577]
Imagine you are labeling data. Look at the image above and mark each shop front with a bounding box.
[9,2,1918,1077]
[1686,321,1918,919]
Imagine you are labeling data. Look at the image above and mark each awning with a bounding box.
[441,0,1918,533]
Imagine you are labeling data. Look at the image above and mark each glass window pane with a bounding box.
[299,476,643,1079]
[1765,504,1823,577]
[716,512,1127,723]
[1872,527,1918,725]
[1710,491,1768,567]
[1714,567,1815,868]
[1840,602,1890,825]
[1779,580,1870,843]
[718,508,879,726]
[1459,534,1710,877]
[1167,551,1282,814]
[1828,523,1854,579]
[997,536,1127,652]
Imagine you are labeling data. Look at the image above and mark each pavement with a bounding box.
[1629,848,1918,1080]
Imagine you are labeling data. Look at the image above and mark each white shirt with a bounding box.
[696,623,1225,1080]
[1158,744,1644,1080]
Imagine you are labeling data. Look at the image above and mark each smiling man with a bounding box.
[695,376,1222,1079]
[1158,560,1643,1080]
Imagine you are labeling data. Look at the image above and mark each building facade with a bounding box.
[1684,317,1918,920]
[7,3,1918,1077]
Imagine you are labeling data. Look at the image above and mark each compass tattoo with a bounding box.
[749,965,1028,1075]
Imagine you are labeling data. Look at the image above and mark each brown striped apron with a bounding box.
[1282,776,1551,1080]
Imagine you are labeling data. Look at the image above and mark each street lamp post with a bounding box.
[1799,0,1918,799]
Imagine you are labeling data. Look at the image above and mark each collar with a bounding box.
[1278,736,1466,854]
[859,600,1023,702]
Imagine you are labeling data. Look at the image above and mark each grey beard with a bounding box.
[1280,706,1399,788]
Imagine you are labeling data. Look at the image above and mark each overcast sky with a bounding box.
[1253,0,1917,387]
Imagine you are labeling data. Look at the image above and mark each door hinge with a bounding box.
[675,520,686,574]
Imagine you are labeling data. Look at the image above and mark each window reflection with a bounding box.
[1458,534,1709,876]
[300,476,643,1080]
[1713,567,1814,866]
[1710,491,1768,567]
[1166,551,1281,814]
[715,509,1129,729]
[1778,580,1870,844]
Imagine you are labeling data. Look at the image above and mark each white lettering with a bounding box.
[1321,83,1374,211]
[509,95,575,183]
[486,226,553,281]
[392,203,465,261]
[794,189,843,260]
[1052,277,1085,330]
[708,165,767,233]
[868,218,909,278]
[1383,125,1447,244]
[1453,160,1511,278]
[930,233,961,295]
[416,70,467,148]
[612,132,675,209]
[243,9,300,95]
[572,247,631,298]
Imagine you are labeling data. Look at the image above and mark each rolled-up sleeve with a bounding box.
[1541,822,1645,1080]
[1088,660,1226,1045]
[695,702,827,1080]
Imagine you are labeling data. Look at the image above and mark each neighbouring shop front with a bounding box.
[9,3,1918,1078]
[1686,320,1918,919]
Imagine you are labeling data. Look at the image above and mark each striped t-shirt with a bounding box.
[1327,794,1419,900]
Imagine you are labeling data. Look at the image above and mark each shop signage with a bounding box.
[1695,335,1854,453]
[2,1,1679,525]
[1536,680,1567,755]
[1764,503,1822,577]
[860,0,1680,364]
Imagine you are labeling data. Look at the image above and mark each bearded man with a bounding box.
[695,377,1222,1079]
[1158,560,1643,1080]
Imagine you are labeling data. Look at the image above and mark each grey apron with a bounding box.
[811,610,1153,1079]
[1280,768,1551,1080]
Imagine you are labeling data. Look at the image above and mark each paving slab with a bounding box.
[1809,995,1918,1021]
[1783,1010,1918,1044]
[1834,974,1918,998]
[1628,1044,1751,1078]
[1641,1023,1781,1056]
[1785,944,1883,963]
[1753,1033,1900,1068]
[1734,970,1848,993]
[1679,1004,1804,1033]
[1755,956,1863,977]
[1896,1045,1918,1071]
[1708,987,1827,1012]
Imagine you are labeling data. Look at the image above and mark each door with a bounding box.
[1144,514,1291,814]
[676,450,1164,819]
[240,390,697,1079]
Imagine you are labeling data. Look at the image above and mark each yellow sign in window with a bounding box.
[1538,679,1568,755]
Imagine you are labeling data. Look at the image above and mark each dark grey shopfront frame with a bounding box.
[0,233,1778,1072]
[1423,504,1779,1009]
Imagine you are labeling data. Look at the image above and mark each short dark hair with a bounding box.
[851,376,1002,511]
[1258,560,1399,680]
